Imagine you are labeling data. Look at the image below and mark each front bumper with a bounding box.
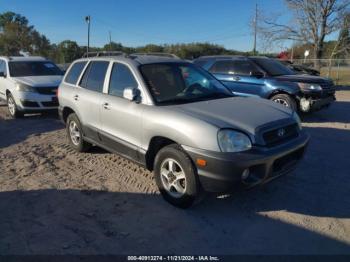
[299,95,335,112]
[17,92,59,111]
[183,131,309,192]
[299,87,336,112]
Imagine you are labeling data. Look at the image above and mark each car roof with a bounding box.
[73,54,187,66]
[0,56,48,62]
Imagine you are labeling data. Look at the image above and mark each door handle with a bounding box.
[233,76,241,81]
[103,102,110,110]
[73,95,79,101]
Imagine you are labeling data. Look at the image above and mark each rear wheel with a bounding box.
[270,93,297,111]
[66,113,91,152]
[7,93,23,118]
[154,144,202,208]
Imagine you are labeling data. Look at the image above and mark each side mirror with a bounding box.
[0,72,6,78]
[123,87,141,102]
[250,71,264,78]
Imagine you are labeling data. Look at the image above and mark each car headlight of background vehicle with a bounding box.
[218,129,252,152]
[292,112,302,130]
[297,82,322,91]
[16,83,36,92]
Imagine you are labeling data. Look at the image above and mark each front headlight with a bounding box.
[218,130,252,152]
[16,83,36,92]
[297,82,322,91]
[292,112,302,130]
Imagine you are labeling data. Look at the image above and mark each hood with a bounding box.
[12,75,63,87]
[274,74,333,85]
[170,97,293,135]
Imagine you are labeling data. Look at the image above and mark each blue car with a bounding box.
[193,56,336,113]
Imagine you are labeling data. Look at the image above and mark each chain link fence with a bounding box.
[292,59,350,86]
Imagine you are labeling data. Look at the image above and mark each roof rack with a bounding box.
[130,52,179,59]
[82,51,126,58]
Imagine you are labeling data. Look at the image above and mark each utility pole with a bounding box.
[253,3,258,55]
[109,31,112,50]
[85,15,91,57]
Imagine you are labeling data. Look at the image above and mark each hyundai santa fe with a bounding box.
[58,54,309,208]
[0,56,64,118]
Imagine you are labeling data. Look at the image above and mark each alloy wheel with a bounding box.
[8,97,16,116]
[273,98,289,107]
[69,120,81,146]
[160,158,187,198]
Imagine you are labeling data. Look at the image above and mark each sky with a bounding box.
[0,0,291,52]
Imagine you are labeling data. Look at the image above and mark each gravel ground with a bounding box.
[0,89,349,255]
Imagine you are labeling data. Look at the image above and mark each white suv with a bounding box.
[0,56,64,118]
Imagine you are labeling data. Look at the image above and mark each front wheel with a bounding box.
[7,93,23,118]
[154,144,202,208]
[270,94,297,111]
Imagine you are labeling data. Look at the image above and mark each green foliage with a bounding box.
[0,11,50,56]
[57,40,82,63]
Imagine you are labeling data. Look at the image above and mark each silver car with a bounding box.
[58,54,309,208]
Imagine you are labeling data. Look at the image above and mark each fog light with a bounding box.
[300,98,311,112]
[241,169,250,180]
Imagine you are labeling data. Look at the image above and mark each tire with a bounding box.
[66,113,91,152]
[7,93,23,118]
[154,144,202,208]
[270,93,297,111]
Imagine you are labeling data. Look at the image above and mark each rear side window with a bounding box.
[80,61,109,92]
[108,63,138,97]
[65,61,87,85]
[210,60,259,75]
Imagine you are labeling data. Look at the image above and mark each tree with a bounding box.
[0,11,52,56]
[103,41,124,51]
[136,44,164,53]
[57,40,82,63]
[259,0,350,68]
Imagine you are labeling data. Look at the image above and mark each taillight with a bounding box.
[56,87,60,97]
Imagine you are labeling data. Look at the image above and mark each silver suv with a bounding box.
[58,54,309,208]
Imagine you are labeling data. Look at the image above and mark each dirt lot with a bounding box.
[0,89,350,255]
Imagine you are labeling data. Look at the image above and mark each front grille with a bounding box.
[263,123,299,147]
[35,87,58,95]
[41,101,59,107]
[21,100,39,107]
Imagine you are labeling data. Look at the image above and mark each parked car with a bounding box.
[279,60,320,76]
[0,56,64,118]
[193,56,335,113]
[58,54,309,208]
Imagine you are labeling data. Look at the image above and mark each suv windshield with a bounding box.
[140,63,232,105]
[252,58,295,76]
[9,61,63,77]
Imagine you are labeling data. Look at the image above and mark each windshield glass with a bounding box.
[9,61,63,77]
[140,63,232,105]
[252,58,295,76]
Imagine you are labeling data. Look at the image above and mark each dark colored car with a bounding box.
[279,60,320,76]
[193,56,335,113]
